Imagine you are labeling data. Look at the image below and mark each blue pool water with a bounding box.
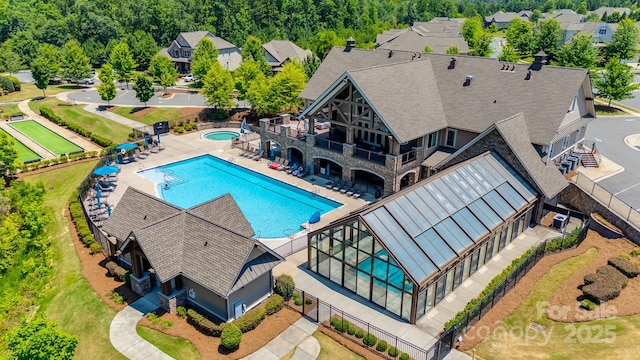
[139,155,341,238]
[356,250,406,291]
[203,131,240,141]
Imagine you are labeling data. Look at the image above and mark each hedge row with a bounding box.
[329,317,410,359]
[582,265,627,304]
[18,151,98,172]
[68,190,102,254]
[186,309,226,337]
[40,107,114,147]
[444,227,583,331]
[608,257,640,278]
[265,294,284,315]
[105,261,128,282]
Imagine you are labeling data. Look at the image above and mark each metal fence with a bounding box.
[574,172,640,229]
[276,278,449,360]
[446,226,588,337]
[272,235,308,258]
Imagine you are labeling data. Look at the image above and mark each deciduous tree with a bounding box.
[109,42,137,89]
[234,59,266,100]
[191,38,218,81]
[302,53,321,78]
[242,35,271,75]
[133,74,154,107]
[201,62,235,110]
[148,55,177,90]
[60,40,91,83]
[0,131,17,178]
[535,18,563,60]
[0,46,22,74]
[498,44,520,62]
[557,33,599,69]
[97,63,116,105]
[4,318,77,360]
[593,59,639,106]
[606,18,640,61]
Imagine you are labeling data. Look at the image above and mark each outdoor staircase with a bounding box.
[580,152,599,168]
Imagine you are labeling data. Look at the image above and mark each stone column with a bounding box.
[130,250,143,279]
[161,281,172,296]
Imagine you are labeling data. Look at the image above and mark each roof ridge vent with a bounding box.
[388,50,393,58]
[510,64,515,72]
[525,70,532,80]
[448,57,457,69]
[464,74,473,86]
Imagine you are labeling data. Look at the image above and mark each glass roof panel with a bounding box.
[456,166,487,195]
[434,218,473,253]
[416,229,456,267]
[425,180,457,214]
[385,201,423,237]
[452,208,489,241]
[432,177,465,210]
[496,183,528,210]
[468,199,502,230]
[446,171,474,204]
[414,186,448,224]
[487,153,538,199]
[402,192,435,226]
[465,162,494,193]
[482,190,515,219]
[470,157,504,188]
[363,210,435,281]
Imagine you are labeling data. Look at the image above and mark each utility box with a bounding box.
[553,214,569,230]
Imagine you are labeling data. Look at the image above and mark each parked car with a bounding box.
[184,74,195,82]
[82,78,95,85]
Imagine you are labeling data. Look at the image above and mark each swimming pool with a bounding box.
[203,131,240,141]
[139,155,341,238]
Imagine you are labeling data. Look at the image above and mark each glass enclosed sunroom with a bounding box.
[308,152,538,323]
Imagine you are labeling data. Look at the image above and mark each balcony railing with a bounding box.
[353,147,386,165]
[315,138,344,153]
[287,128,307,141]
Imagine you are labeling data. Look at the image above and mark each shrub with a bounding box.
[176,306,187,318]
[305,298,313,305]
[186,308,226,337]
[388,346,399,357]
[265,294,284,315]
[631,249,640,257]
[0,76,14,93]
[332,318,350,333]
[608,257,640,278]
[376,340,388,352]
[597,265,628,287]
[233,306,266,333]
[580,299,597,310]
[294,296,303,306]
[619,253,630,260]
[275,274,295,300]
[173,126,184,134]
[105,261,128,282]
[355,329,365,338]
[7,76,20,91]
[347,326,356,335]
[582,281,622,304]
[220,323,242,350]
[108,290,125,305]
[363,333,377,347]
[400,353,410,360]
[89,242,103,254]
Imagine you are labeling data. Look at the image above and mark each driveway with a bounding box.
[67,88,250,108]
[584,115,640,211]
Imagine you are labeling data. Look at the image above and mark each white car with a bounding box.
[184,74,195,82]
[83,78,95,85]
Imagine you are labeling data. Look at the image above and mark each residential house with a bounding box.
[590,7,631,19]
[159,31,242,73]
[484,11,531,29]
[562,21,618,44]
[101,188,283,321]
[376,19,469,54]
[262,40,313,73]
[542,9,585,25]
[259,44,594,204]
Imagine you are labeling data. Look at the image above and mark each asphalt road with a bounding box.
[585,115,640,211]
[68,88,209,107]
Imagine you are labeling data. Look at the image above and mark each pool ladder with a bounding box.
[228,156,235,163]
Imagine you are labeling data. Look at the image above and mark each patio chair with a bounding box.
[332,180,343,191]
[352,185,362,199]
[340,181,351,194]
[95,182,115,192]
[279,159,289,171]
[240,146,254,158]
[252,150,264,161]
[346,184,355,197]
[325,180,334,189]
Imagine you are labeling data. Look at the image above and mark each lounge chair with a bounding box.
[286,164,298,174]
[252,150,264,161]
[294,166,305,177]
[332,180,342,191]
[352,186,362,199]
[346,185,355,197]
[91,213,109,221]
[96,182,116,192]
[279,159,289,171]
[325,180,334,189]
[241,146,254,158]
[340,181,351,194]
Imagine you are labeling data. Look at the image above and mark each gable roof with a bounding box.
[376,30,469,54]
[345,61,447,143]
[485,11,528,23]
[591,7,631,17]
[104,188,282,298]
[175,31,238,50]
[262,40,312,66]
[302,47,589,145]
[435,114,568,199]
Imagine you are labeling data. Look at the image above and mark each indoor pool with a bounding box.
[138,155,341,238]
[203,131,240,141]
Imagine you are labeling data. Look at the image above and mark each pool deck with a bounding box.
[99,128,370,248]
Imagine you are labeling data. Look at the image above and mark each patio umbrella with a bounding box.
[115,143,138,150]
[93,165,119,176]
[96,190,102,207]
[107,205,111,216]
[326,163,330,177]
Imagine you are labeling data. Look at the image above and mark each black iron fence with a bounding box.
[353,147,386,165]
[275,278,451,360]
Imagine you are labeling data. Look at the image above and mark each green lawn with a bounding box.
[23,162,126,360]
[111,106,187,125]
[474,248,640,360]
[595,104,627,116]
[10,120,83,155]
[0,83,76,102]
[313,331,365,360]
[29,97,132,144]
[0,103,20,116]
[0,129,41,162]
[136,326,200,360]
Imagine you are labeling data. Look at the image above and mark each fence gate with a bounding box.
[302,292,319,322]
[437,327,455,360]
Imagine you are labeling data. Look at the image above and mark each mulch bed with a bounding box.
[138,307,301,360]
[317,326,386,360]
[66,205,302,358]
[459,230,640,351]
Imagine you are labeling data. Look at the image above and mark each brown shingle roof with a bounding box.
[188,194,255,237]
[262,40,312,65]
[376,30,469,54]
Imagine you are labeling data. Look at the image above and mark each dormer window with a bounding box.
[174,50,179,57]
[599,28,606,35]
[569,96,577,113]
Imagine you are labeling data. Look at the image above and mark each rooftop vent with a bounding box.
[525,70,532,80]
[510,64,515,72]
[464,75,473,86]
[346,37,355,51]
[501,63,507,70]
[530,50,547,71]
[388,50,393,58]
[448,57,457,70]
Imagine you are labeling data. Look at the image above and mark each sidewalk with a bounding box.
[575,154,624,182]
[82,103,148,129]
[110,294,173,360]
[243,317,320,360]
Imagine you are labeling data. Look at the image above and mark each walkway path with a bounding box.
[242,317,320,360]
[82,103,148,129]
[110,295,174,360]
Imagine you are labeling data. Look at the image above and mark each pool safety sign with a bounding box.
[154,121,169,135]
